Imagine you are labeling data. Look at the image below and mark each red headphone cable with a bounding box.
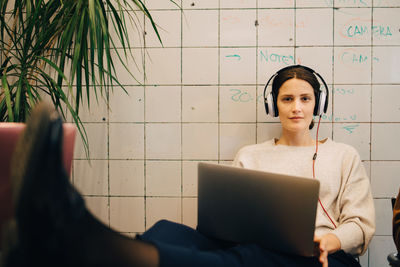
[313,115,337,229]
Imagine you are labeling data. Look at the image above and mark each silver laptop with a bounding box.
[197,162,320,257]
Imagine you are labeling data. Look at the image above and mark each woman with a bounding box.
[232,65,375,265]
[4,66,375,267]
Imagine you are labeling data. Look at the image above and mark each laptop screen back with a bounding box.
[197,162,320,257]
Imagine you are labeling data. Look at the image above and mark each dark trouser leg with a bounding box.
[227,245,359,267]
[139,220,234,250]
[139,220,300,267]
[138,220,243,267]
[139,220,360,267]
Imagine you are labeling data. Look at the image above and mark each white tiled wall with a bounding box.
[220,9,257,46]
[182,10,219,47]
[258,8,294,46]
[221,48,257,84]
[72,1,400,266]
[182,48,219,84]
[296,8,333,46]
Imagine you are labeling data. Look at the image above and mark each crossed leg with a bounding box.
[2,103,158,267]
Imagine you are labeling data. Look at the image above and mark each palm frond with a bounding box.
[0,0,165,157]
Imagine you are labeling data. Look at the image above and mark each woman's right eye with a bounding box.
[282,97,292,102]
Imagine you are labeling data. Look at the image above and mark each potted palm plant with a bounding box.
[0,0,161,155]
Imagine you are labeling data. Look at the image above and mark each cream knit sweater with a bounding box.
[232,138,375,256]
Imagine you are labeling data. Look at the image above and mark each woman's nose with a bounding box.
[291,100,301,112]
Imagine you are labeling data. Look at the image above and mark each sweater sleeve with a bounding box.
[232,146,247,168]
[331,147,375,255]
[394,188,400,253]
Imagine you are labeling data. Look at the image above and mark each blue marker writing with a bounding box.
[343,124,359,133]
[226,55,241,60]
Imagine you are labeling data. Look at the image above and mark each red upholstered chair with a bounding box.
[0,122,76,250]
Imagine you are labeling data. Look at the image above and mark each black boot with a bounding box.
[2,102,159,267]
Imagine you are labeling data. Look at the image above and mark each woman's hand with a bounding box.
[314,233,341,267]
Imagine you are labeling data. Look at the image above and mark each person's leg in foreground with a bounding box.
[2,103,158,267]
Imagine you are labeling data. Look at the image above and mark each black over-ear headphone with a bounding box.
[263,65,329,117]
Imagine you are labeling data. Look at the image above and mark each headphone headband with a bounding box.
[263,65,329,117]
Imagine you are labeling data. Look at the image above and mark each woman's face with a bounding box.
[276,78,316,134]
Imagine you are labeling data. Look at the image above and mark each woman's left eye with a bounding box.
[301,97,311,101]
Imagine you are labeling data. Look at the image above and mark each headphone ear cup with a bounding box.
[265,92,277,117]
[315,90,327,116]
